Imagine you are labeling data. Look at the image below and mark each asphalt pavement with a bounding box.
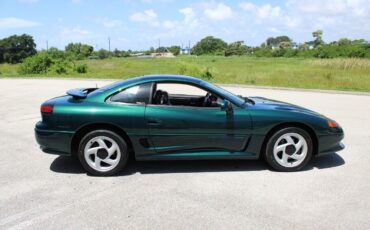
[0,78,369,230]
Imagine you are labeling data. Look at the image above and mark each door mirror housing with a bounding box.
[220,99,233,114]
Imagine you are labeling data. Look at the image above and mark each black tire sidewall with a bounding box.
[265,127,313,172]
[78,130,128,176]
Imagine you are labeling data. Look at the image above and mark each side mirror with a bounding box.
[220,99,233,114]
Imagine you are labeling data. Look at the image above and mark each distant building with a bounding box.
[181,47,191,55]
[130,52,145,57]
[150,52,175,58]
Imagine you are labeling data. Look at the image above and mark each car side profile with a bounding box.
[35,75,344,176]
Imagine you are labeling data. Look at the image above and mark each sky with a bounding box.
[0,0,369,51]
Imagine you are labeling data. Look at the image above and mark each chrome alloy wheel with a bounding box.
[84,136,121,172]
[273,132,308,168]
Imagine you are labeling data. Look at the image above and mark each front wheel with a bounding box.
[78,130,129,176]
[264,127,313,172]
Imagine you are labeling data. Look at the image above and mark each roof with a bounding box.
[125,74,203,85]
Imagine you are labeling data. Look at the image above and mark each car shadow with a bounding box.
[50,153,345,176]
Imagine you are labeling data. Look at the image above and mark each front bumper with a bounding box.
[317,129,345,156]
[35,121,74,155]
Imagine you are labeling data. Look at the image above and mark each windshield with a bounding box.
[201,81,245,105]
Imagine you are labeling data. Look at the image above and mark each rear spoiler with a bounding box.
[66,88,97,99]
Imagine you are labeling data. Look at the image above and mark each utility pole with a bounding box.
[158,39,160,49]
[46,40,48,52]
[188,40,191,55]
[108,37,111,53]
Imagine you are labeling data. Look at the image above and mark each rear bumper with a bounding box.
[35,121,74,156]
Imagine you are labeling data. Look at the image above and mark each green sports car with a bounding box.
[35,75,344,176]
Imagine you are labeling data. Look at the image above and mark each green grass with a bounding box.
[1,56,370,92]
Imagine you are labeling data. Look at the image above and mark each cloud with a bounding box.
[287,0,368,17]
[179,7,195,22]
[256,4,281,19]
[130,9,159,26]
[240,2,281,19]
[204,3,233,21]
[239,2,255,11]
[0,17,40,29]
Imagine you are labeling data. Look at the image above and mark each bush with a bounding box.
[98,49,110,59]
[201,68,214,80]
[50,59,73,74]
[18,51,76,75]
[18,52,53,74]
[76,64,88,73]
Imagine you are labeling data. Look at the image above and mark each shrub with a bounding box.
[76,64,88,73]
[18,52,53,74]
[201,68,213,80]
[50,59,73,74]
[98,49,110,59]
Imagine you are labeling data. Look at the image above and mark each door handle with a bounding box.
[147,119,162,126]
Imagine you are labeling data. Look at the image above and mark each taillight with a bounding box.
[41,104,53,114]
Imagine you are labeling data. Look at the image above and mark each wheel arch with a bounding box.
[71,122,134,157]
[260,122,318,158]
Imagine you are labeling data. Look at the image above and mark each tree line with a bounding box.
[192,30,369,58]
[0,31,369,74]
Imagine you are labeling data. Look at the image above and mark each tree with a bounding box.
[47,47,66,59]
[265,36,291,48]
[0,34,37,64]
[225,41,247,56]
[191,36,227,55]
[312,30,324,48]
[266,37,275,47]
[278,41,291,50]
[155,47,168,53]
[337,38,351,46]
[168,46,180,56]
[97,49,110,59]
[65,42,94,59]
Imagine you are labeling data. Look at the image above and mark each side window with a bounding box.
[152,83,223,107]
[110,83,152,104]
[156,83,207,96]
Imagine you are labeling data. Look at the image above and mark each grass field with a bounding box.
[1,56,370,92]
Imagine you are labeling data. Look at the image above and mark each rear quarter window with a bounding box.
[110,83,152,104]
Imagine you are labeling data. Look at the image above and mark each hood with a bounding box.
[249,96,323,117]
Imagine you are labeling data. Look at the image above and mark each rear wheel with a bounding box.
[264,127,313,172]
[78,130,129,176]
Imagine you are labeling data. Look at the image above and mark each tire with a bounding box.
[264,127,313,172]
[77,130,129,176]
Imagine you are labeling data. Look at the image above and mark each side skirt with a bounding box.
[135,151,259,161]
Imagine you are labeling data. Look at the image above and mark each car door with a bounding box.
[145,102,252,155]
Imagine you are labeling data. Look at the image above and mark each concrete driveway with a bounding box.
[0,78,369,230]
